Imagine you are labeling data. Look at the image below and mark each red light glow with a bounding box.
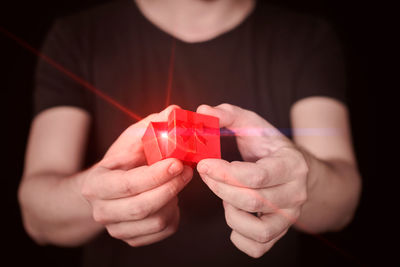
[0,25,362,265]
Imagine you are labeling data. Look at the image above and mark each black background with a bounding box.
[1,0,381,266]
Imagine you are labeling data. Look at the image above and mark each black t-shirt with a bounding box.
[34,0,346,266]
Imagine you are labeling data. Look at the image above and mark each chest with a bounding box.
[88,26,296,160]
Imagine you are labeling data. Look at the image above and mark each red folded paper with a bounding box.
[142,108,221,166]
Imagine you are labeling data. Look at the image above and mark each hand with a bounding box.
[81,105,193,247]
[196,104,309,258]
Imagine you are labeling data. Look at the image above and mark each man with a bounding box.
[18,0,361,266]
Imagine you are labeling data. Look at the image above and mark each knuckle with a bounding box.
[126,239,140,247]
[220,103,242,117]
[144,113,158,122]
[220,171,229,184]
[297,164,309,180]
[251,169,267,188]
[294,151,309,178]
[224,210,234,230]
[150,171,163,187]
[81,185,93,200]
[292,209,301,221]
[130,203,150,220]
[293,190,307,206]
[152,216,168,232]
[246,196,263,212]
[249,245,266,258]
[168,104,181,110]
[219,103,234,111]
[92,207,108,224]
[121,174,135,196]
[167,174,187,197]
[221,170,235,186]
[81,177,96,200]
[107,226,125,240]
[300,161,309,178]
[166,180,180,198]
[257,228,271,243]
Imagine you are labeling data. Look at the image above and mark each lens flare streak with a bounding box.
[0,26,142,121]
[0,26,363,266]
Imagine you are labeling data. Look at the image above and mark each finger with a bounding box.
[85,158,184,200]
[92,166,192,223]
[223,201,290,243]
[230,228,287,258]
[201,174,264,213]
[198,159,260,188]
[197,103,250,129]
[202,174,302,213]
[124,206,180,247]
[197,158,295,189]
[102,105,181,168]
[197,103,282,136]
[106,198,178,240]
[197,104,289,162]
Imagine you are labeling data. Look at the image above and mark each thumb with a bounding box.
[102,105,181,169]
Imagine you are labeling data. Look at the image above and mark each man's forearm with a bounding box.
[294,149,362,233]
[18,168,103,246]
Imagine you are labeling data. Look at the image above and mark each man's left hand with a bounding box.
[196,104,309,258]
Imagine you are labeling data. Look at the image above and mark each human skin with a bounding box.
[19,99,361,257]
[18,0,361,258]
[135,0,256,43]
[19,105,194,247]
[19,0,259,247]
[196,101,361,258]
[80,107,194,247]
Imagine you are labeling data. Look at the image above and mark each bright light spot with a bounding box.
[161,132,168,139]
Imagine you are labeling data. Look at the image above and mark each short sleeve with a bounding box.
[293,20,347,104]
[33,18,91,116]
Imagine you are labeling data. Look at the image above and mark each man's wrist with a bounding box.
[296,146,319,195]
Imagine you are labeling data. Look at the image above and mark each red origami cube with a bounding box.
[141,108,221,166]
[141,121,169,165]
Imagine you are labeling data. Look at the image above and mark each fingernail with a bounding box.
[197,163,209,174]
[168,162,181,175]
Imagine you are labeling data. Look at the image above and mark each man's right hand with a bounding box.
[81,105,193,247]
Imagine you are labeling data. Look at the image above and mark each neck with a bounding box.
[135,0,256,43]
